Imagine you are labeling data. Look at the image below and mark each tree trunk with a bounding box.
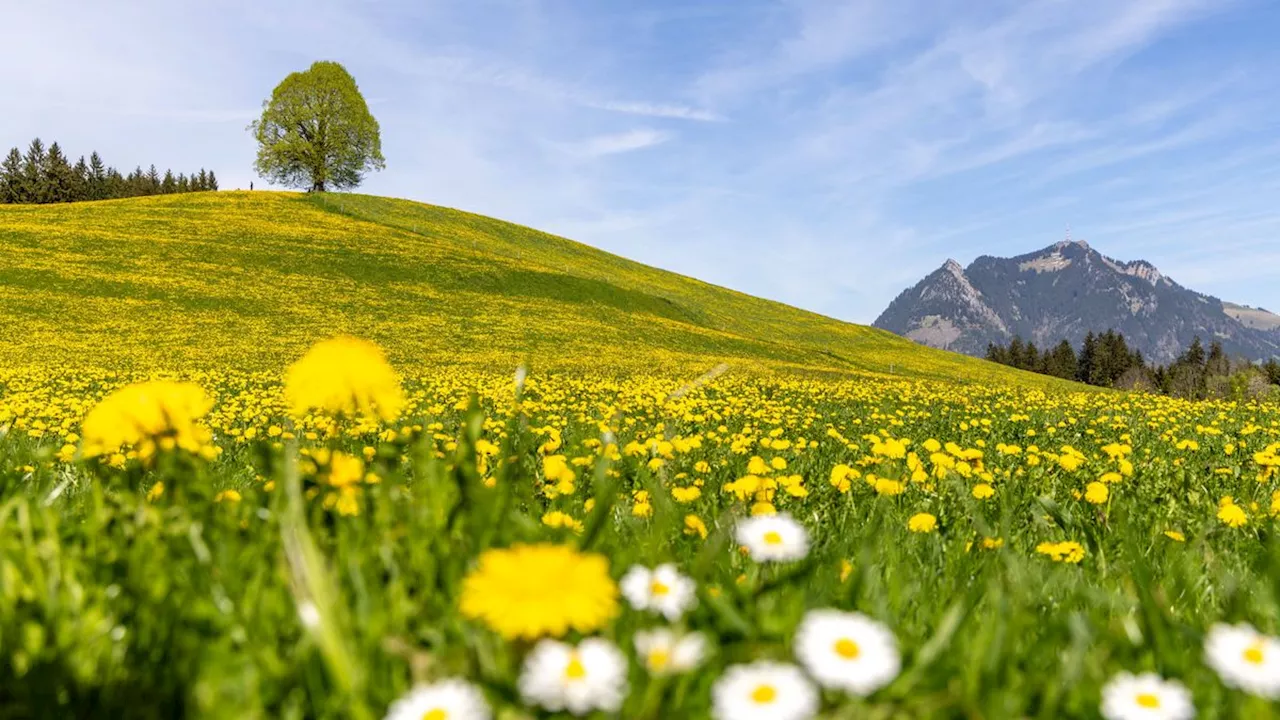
[311,180,326,192]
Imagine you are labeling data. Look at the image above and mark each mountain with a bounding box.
[0,191,1065,387]
[874,240,1280,364]
[1223,302,1280,332]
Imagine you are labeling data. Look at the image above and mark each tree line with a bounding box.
[0,138,217,205]
[986,330,1280,399]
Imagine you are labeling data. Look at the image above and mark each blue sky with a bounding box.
[4,0,1279,323]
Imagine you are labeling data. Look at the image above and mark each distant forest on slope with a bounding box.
[987,330,1280,399]
[0,138,217,204]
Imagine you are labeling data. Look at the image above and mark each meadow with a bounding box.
[2,194,1280,718]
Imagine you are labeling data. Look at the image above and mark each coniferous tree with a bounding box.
[1007,337,1026,371]
[23,138,48,203]
[44,142,77,202]
[1047,340,1078,380]
[105,168,122,199]
[87,152,107,200]
[1,138,218,203]
[128,166,145,196]
[71,156,89,201]
[1077,332,1097,384]
[1185,337,1206,367]
[1023,342,1041,372]
[985,342,1007,365]
[1,147,24,203]
[1166,336,1207,398]
[1206,341,1230,378]
[1264,359,1280,387]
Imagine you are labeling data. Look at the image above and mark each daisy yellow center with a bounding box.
[750,683,777,704]
[1135,693,1161,709]
[650,580,671,596]
[565,654,587,680]
[763,531,784,546]
[648,649,670,670]
[834,637,861,659]
[422,710,448,720]
[1244,643,1266,665]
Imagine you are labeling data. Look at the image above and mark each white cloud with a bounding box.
[583,101,723,122]
[568,129,671,157]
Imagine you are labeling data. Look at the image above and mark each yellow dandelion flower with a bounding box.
[873,478,905,496]
[683,514,708,539]
[1218,502,1248,528]
[1036,541,1085,564]
[460,543,618,639]
[81,380,212,459]
[541,511,584,533]
[907,513,937,533]
[671,486,702,503]
[1084,482,1109,505]
[214,489,242,503]
[283,336,404,422]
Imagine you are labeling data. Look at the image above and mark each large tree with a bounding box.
[249,60,385,192]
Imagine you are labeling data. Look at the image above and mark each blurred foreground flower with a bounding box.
[284,336,404,422]
[634,628,706,675]
[460,543,617,639]
[1036,541,1085,564]
[620,564,696,621]
[518,638,627,715]
[907,513,937,533]
[81,380,212,460]
[712,661,818,720]
[736,514,809,562]
[1100,672,1193,720]
[383,679,491,720]
[1204,622,1280,698]
[794,609,900,695]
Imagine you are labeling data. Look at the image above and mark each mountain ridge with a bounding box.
[874,240,1280,364]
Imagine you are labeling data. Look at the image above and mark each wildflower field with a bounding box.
[3,195,1280,718]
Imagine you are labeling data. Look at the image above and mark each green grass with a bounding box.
[1,372,1277,718]
[0,191,1068,387]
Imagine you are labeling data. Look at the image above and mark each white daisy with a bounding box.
[1100,672,1194,720]
[735,514,809,562]
[634,628,707,675]
[383,679,491,720]
[794,609,900,695]
[711,660,818,720]
[1204,622,1280,698]
[620,563,698,621]
[518,637,628,716]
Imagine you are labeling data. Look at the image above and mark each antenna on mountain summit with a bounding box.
[1065,223,1071,243]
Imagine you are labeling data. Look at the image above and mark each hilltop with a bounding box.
[0,191,1058,385]
[875,240,1280,364]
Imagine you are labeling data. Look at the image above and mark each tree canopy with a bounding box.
[250,61,385,192]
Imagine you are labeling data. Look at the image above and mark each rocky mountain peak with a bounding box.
[874,241,1280,364]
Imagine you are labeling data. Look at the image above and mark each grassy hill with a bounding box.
[0,191,1061,384]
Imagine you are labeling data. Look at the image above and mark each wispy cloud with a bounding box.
[567,129,671,157]
[583,101,723,122]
